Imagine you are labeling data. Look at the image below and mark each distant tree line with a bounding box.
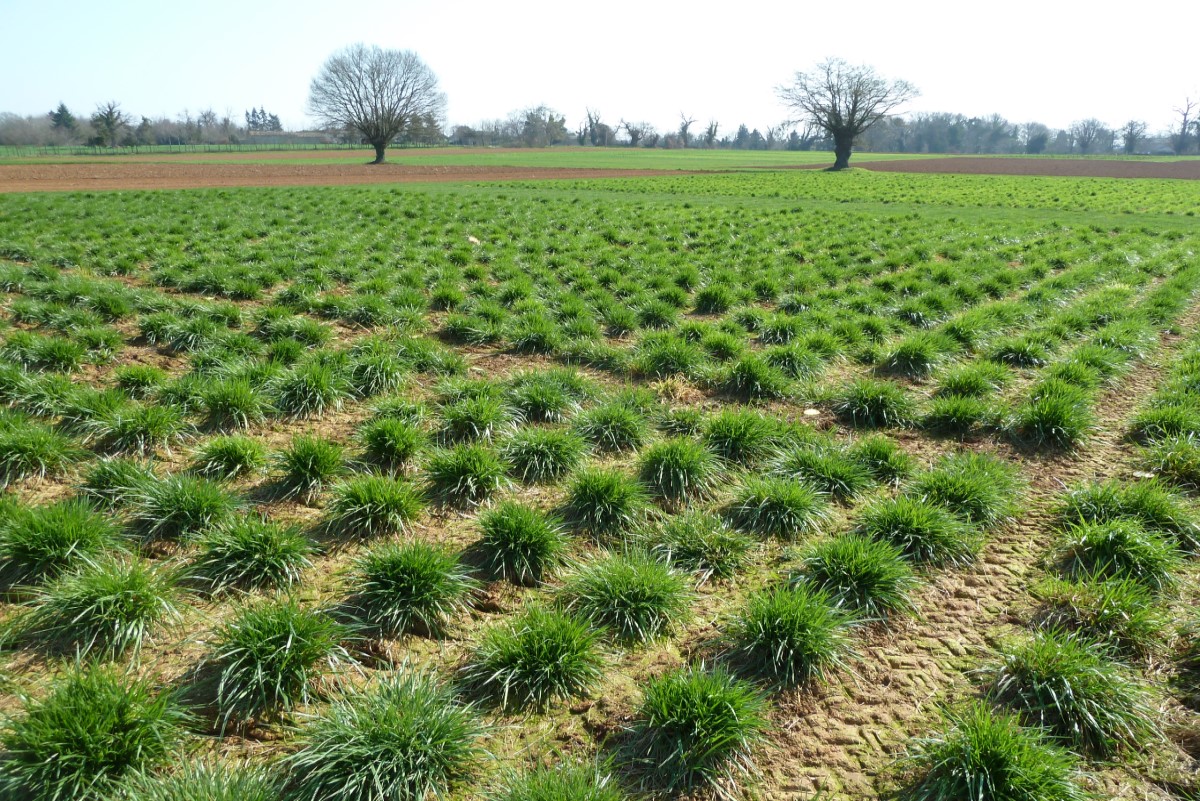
[5,96,1199,156]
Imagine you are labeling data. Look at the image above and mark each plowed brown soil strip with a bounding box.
[859,156,1200,180]
[0,163,690,193]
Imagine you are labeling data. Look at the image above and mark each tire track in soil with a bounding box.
[761,296,1200,800]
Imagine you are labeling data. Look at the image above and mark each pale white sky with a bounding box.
[2,0,1197,135]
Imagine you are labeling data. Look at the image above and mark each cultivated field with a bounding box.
[0,150,1199,801]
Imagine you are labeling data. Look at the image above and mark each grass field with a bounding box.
[0,154,1199,800]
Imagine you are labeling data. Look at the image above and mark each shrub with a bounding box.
[651,510,754,584]
[854,496,981,567]
[280,671,483,801]
[625,665,766,799]
[358,418,425,472]
[574,403,650,453]
[1056,478,1200,552]
[77,457,155,509]
[703,409,777,467]
[15,557,182,659]
[987,629,1157,756]
[424,444,508,506]
[191,517,313,594]
[796,534,918,620]
[191,435,267,480]
[275,435,346,501]
[832,379,914,428]
[772,445,873,501]
[0,499,124,588]
[562,468,648,537]
[128,474,238,541]
[202,380,272,430]
[725,584,857,685]
[908,452,1019,527]
[501,427,586,483]
[477,502,569,585]
[350,541,478,637]
[463,605,603,709]
[0,666,187,801]
[326,475,424,538]
[1053,519,1179,592]
[207,597,352,727]
[561,551,691,643]
[637,437,720,504]
[897,702,1089,801]
[726,477,828,540]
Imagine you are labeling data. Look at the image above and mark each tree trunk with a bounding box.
[832,134,853,170]
[370,141,387,164]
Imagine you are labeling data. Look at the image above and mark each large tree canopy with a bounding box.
[778,59,917,169]
[308,44,445,164]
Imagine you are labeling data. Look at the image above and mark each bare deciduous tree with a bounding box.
[1069,118,1108,154]
[777,58,917,169]
[308,44,445,164]
[1119,120,1147,155]
[620,120,655,148]
[678,113,696,148]
[1173,98,1197,155]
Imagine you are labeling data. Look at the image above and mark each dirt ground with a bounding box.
[1,152,1196,193]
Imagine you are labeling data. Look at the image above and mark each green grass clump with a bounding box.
[1141,434,1200,488]
[908,452,1019,527]
[574,403,650,453]
[1008,384,1094,449]
[1130,402,1200,442]
[1053,519,1179,591]
[882,332,948,377]
[637,437,720,504]
[488,760,625,801]
[562,467,648,537]
[501,427,586,483]
[934,361,1010,398]
[358,418,426,472]
[703,408,777,467]
[772,445,873,502]
[897,702,1089,801]
[1032,574,1167,657]
[625,665,766,799]
[280,671,483,801]
[854,496,981,567]
[1055,478,1200,552]
[0,666,187,801]
[87,402,190,455]
[720,355,790,400]
[651,510,754,584]
[350,541,478,637]
[128,474,238,541]
[190,517,313,594]
[796,534,918,620]
[326,475,424,538]
[15,557,181,659]
[116,761,280,801]
[208,597,352,727]
[275,435,345,501]
[764,343,823,379]
[726,477,828,540]
[846,434,915,484]
[832,378,914,428]
[202,380,272,430]
[923,395,1000,434]
[114,364,167,398]
[0,423,81,486]
[725,584,857,685]
[561,551,692,643]
[988,629,1157,756]
[0,499,124,588]
[77,457,155,509]
[190,435,267,480]
[271,362,351,418]
[478,502,569,585]
[463,605,603,709]
[438,395,513,444]
[424,444,508,506]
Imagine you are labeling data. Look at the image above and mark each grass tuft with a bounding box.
[726,477,828,540]
[795,534,918,620]
[350,540,478,637]
[477,502,569,585]
[561,550,692,643]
